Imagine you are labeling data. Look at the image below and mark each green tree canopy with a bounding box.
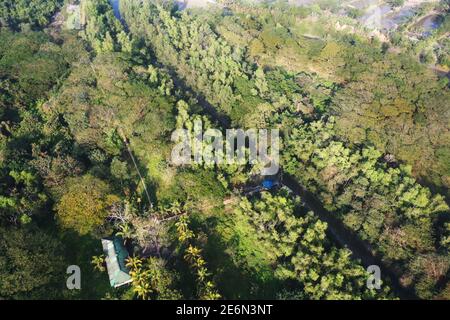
[55,175,119,235]
[0,225,66,299]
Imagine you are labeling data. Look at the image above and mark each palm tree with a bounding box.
[197,267,209,282]
[91,255,106,272]
[175,216,193,243]
[133,270,152,300]
[184,245,202,265]
[116,223,133,245]
[126,256,142,271]
[200,281,221,300]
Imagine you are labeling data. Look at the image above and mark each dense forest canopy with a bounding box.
[0,0,449,300]
[0,0,63,30]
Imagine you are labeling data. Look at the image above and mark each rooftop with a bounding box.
[101,237,132,288]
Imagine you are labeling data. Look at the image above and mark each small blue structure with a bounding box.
[262,179,274,189]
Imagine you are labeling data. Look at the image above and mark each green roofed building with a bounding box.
[101,237,133,288]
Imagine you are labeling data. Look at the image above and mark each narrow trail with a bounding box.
[117,127,153,209]
[88,61,153,209]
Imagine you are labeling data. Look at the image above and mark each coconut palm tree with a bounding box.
[116,223,133,245]
[91,255,106,272]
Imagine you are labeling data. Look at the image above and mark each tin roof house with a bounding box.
[101,237,132,288]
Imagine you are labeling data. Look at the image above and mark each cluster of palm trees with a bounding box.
[125,257,151,300]
[175,216,221,300]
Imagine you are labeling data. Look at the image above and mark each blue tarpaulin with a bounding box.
[262,180,274,189]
